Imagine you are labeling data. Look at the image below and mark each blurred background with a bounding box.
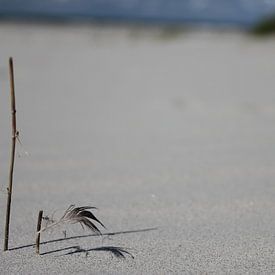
[0,2,275,207]
[0,0,275,29]
[0,0,275,214]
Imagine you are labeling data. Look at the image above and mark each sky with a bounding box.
[0,0,275,26]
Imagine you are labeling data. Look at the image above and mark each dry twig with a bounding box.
[4,57,17,251]
[36,210,43,254]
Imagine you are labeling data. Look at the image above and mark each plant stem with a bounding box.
[36,210,43,254]
[4,57,17,251]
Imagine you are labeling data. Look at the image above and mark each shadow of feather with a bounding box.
[66,245,134,259]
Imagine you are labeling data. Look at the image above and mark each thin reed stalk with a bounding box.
[4,57,17,251]
[36,210,43,254]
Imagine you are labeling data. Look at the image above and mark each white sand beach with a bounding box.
[0,22,275,273]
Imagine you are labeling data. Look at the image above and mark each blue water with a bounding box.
[0,0,275,26]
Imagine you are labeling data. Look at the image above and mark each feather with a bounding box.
[77,210,105,228]
[40,205,105,235]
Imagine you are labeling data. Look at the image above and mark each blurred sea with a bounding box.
[0,0,275,26]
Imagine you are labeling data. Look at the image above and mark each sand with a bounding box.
[0,22,275,274]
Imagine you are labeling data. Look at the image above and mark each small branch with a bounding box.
[36,210,43,255]
[4,57,17,251]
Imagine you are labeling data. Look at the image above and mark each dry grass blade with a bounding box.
[40,205,105,235]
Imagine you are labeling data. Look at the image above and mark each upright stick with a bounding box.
[36,210,43,254]
[4,57,17,251]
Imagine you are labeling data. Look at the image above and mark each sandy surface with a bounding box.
[0,23,275,274]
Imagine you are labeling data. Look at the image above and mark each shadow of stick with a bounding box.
[9,227,158,251]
